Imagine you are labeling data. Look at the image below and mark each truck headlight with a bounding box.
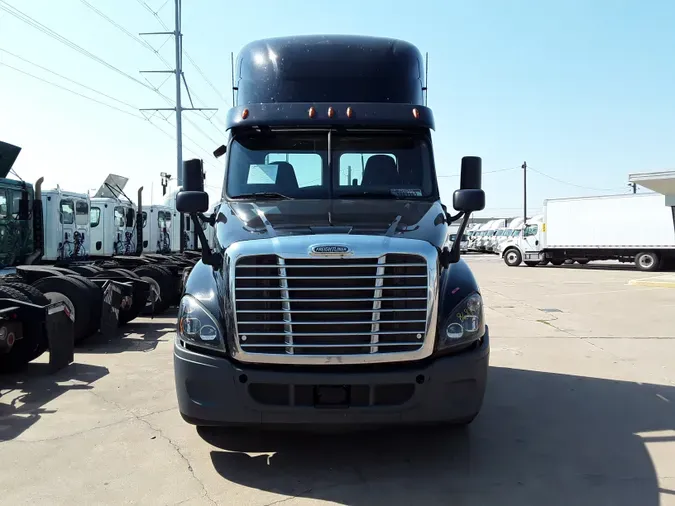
[439,293,485,350]
[177,295,224,351]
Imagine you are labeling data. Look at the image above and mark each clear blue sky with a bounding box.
[1,0,673,216]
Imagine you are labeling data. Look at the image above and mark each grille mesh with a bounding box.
[234,254,428,356]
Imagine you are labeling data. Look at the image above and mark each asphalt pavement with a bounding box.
[1,255,674,506]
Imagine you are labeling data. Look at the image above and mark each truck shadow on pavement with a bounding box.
[200,366,675,506]
[0,362,108,442]
[77,313,177,354]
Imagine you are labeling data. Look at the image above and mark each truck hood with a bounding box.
[213,198,449,250]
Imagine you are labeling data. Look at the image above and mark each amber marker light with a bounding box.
[308,106,317,118]
[412,108,420,119]
[346,107,353,118]
[328,106,335,118]
[241,109,249,119]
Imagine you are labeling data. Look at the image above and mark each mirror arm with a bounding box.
[190,213,221,269]
[440,211,473,268]
[197,212,215,227]
[446,211,464,224]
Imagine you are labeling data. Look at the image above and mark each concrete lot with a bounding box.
[1,255,674,506]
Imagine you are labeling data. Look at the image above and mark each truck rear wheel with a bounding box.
[550,259,564,266]
[635,251,660,272]
[66,275,103,335]
[32,276,94,342]
[0,285,45,372]
[133,265,173,314]
[524,261,539,267]
[94,269,145,325]
[503,249,522,267]
[576,258,590,265]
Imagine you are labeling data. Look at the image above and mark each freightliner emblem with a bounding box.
[310,245,352,256]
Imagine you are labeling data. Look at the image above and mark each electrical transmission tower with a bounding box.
[139,0,216,187]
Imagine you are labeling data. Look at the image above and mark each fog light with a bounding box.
[446,322,464,339]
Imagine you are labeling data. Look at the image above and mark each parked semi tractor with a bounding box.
[0,142,196,371]
[501,193,675,271]
[174,35,489,428]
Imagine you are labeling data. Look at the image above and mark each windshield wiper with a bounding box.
[230,192,293,200]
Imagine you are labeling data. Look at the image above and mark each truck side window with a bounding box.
[0,193,7,219]
[524,224,538,237]
[114,206,125,227]
[126,208,135,228]
[75,201,89,226]
[90,207,101,227]
[60,200,75,225]
[142,211,148,228]
[158,211,166,228]
[11,190,23,219]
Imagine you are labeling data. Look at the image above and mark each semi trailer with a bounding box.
[501,193,675,270]
[174,35,489,428]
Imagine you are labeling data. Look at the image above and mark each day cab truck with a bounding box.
[174,35,489,427]
[502,193,675,271]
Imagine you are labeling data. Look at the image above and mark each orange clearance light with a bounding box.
[308,106,316,118]
[346,106,353,118]
[241,108,249,120]
[412,108,420,119]
[327,106,335,118]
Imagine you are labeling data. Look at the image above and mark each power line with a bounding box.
[0,47,140,112]
[0,1,160,94]
[437,167,518,178]
[1,1,221,149]
[1,61,140,118]
[2,58,220,165]
[528,167,623,192]
[78,0,173,68]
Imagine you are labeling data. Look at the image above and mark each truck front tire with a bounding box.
[503,249,522,267]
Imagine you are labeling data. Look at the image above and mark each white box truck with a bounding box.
[518,193,675,271]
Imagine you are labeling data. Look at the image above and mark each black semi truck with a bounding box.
[174,35,489,427]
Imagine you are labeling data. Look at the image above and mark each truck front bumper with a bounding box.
[174,328,489,427]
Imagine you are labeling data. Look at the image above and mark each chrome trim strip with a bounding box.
[236,297,427,303]
[277,257,293,355]
[228,234,439,365]
[236,263,426,269]
[370,255,386,354]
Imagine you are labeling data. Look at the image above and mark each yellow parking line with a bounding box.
[628,275,675,288]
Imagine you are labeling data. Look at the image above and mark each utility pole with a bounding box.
[139,0,216,251]
[522,161,527,225]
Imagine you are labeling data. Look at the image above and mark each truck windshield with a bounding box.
[225,131,437,200]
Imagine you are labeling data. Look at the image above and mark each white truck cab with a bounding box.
[89,175,137,257]
[500,214,544,266]
[142,205,174,254]
[41,187,91,262]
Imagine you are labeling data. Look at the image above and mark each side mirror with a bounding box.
[453,156,485,212]
[442,156,486,267]
[177,158,209,213]
[176,191,209,213]
[183,159,205,192]
[453,189,485,212]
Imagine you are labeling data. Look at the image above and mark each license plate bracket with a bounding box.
[314,385,351,408]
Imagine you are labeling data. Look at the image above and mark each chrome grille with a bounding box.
[234,254,429,357]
